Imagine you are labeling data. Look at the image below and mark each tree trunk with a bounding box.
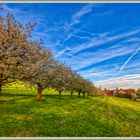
[59,91,62,98]
[78,92,80,97]
[71,91,73,97]
[36,84,43,100]
[0,83,2,95]
[83,93,85,97]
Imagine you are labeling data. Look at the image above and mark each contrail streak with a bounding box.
[112,46,140,78]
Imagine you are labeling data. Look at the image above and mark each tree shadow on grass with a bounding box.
[0,107,118,137]
[1,96,140,136]
[1,93,35,97]
[0,96,34,105]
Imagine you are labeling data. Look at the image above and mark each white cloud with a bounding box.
[2,4,27,15]
[122,37,140,43]
[71,27,96,36]
[83,71,114,77]
[55,27,140,76]
[65,4,94,30]
[57,28,140,61]
[95,74,140,89]
[1,4,46,27]
[70,34,91,41]
[74,43,138,71]
[69,28,140,55]
[112,46,140,78]
[62,4,95,43]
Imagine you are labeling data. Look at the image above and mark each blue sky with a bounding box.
[1,3,140,89]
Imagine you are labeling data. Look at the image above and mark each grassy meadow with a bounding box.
[0,83,140,137]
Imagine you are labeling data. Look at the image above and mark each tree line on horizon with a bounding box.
[0,14,99,100]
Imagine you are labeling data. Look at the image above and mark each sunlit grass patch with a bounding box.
[0,86,140,136]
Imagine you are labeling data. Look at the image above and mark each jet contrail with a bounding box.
[112,46,140,78]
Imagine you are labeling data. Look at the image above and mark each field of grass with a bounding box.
[1,83,140,137]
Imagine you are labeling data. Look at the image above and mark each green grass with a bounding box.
[1,84,140,137]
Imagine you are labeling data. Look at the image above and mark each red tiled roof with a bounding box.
[104,89,136,95]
